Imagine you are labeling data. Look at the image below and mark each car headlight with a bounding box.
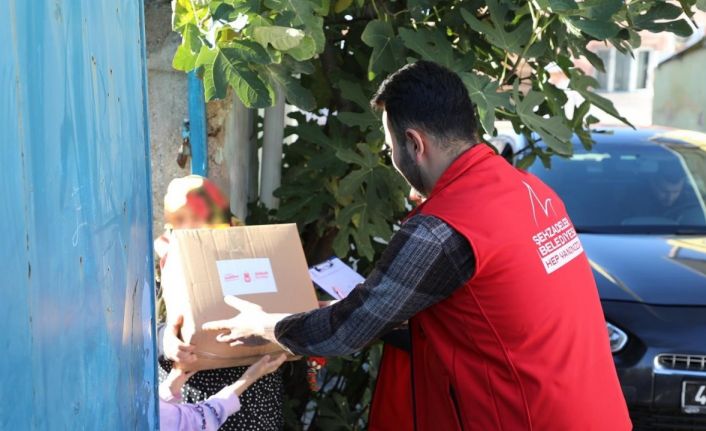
[607,322,628,353]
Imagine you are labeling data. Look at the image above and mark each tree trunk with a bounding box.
[225,95,251,221]
[260,84,285,209]
[247,109,259,204]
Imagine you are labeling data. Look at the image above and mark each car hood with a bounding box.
[580,234,706,306]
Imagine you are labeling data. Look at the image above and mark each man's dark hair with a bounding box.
[371,60,478,151]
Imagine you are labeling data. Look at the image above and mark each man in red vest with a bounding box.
[204,60,632,430]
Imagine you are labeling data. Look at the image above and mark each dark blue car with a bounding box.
[523,128,706,430]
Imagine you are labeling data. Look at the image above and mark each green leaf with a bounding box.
[338,80,371,111]
[265,0,324,48]
[198,46,274,107]
[231,67,275,108]
[579,48,605,73]
[334,0,354,13]
[452,53,476,74]
[352,227,375,260]
[568,17,620,39]
[283,57,315,75]
[361,20,405,79]
[513,86,573,155]
[459,73,510,135]
[253,26,305,50]
[339,168,369,196]
[576,0,623,21]
[398,27,455,69]
[173,44,198,71]
[236,0,261,14]
[335,146,370,166]
[333,228,352,257]
[632,2,684,27]
[571,100,592,128]
[461,6,532,54]
[172,0,197,31]
[209,1,234,20]
[338,112,378,131]
[307,18,327,52]
[524,39,549,58]
[172,24,203,71]
[635,19,693,37]
[575,127,594,151]
[311,0,331,16]
[331,143,407,262]
[540,82,569,116]
[268,66,316,111]
[548,0,578,12]
[222,41,272,64]
[569,72,633,127]
[516,151,537,170]
[284,35,318,61]
[698,0,706,12]
[244,15,274,33]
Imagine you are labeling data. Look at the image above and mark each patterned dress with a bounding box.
[159,359,284,430]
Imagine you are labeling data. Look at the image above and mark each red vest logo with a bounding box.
[523,181,584,274]
[523,181,557,226]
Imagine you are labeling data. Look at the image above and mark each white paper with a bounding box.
[216,258,278,296]
[308,257,365,300]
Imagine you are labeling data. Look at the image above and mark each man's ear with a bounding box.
[405,129,426,161]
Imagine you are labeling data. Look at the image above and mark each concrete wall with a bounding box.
[653,45,706,133]
[144,0,189,236]
[144,0,230,237]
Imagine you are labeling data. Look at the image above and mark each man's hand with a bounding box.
[202,296,290,347]
[163,315,197,366]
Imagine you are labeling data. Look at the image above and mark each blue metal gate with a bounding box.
[0,1,156,429]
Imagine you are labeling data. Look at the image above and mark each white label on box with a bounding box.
[308,257,365,300]
[216,258,278,296]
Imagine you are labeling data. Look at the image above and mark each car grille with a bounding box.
[630,407,706,430]
[657,354,706,372]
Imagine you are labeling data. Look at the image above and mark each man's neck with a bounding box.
[425,143,476,193]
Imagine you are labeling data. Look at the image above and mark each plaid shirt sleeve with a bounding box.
[274,214,475,356]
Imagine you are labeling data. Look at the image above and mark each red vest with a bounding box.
[368,344,415,431]
[405,145,631,430]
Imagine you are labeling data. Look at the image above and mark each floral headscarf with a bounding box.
[164,175,234,228]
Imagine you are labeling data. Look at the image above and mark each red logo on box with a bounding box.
[244,272,252,283]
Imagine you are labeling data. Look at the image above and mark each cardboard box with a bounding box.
[161,224,318,369]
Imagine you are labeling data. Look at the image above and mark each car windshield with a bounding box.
[526,140,706,234]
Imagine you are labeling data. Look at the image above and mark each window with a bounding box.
[592,48,653,92]
[636,51,651,89]
[595,49,611,90]
[526,143,706,232]
[613,52,632,91]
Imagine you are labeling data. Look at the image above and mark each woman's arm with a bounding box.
[159,393,240,431]
[158,354,287,430]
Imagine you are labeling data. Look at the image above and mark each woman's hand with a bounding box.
[228,354,288,397]
[162,367,194,400]
[163,315,197,368]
